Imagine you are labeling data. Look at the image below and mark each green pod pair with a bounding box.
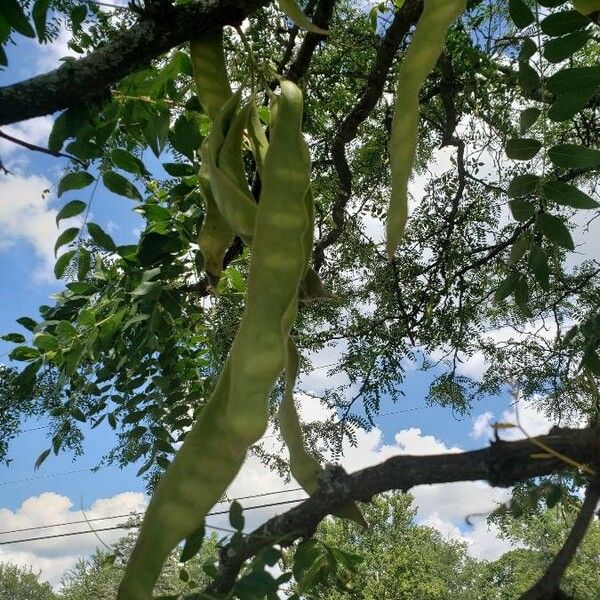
[119,80,313,600]
[387,0,466,258]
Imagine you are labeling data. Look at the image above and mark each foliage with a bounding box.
[0,562,57,600]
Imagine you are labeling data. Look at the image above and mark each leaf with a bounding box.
[494,273,519,303]
[14,360,41,396]
[110,148,148,175]
[547,67,600,95]
[54,227,79,256]
[540,10,589,36]
[536,213,574,250]
[77,248,92,280]
[506,138,542,161]
[168,114,201,162]
[519,38,537,61]
[54,250,77,279]
[131,281,161,299]
[519,107,541,134]
[529,244,550,289]
[56,200,86,226]
[16,317,37,331]
[34,333,58,351]
[1,332,26,343]
[548,144,600,169]
[508,174,540,197]
[34,448,51,470]
[518,61,540,94]
[509,199,536,222]
[71,407,87,423]
[548,89,596,122]
[275,0,328,34]
[48,105,89,152]
[58,172,94,197]
[87,223,117,252]
[542,181,599,209]
[103,171,142,201]
[32,0,51,41]
[509,0,534,28]
[544,31,589,63]
[0,0,35,37]
[229,500,245,531]
[162,162,197,177]
[514,275,531,316]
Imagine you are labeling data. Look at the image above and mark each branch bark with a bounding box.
[205,426,600,595]
[518,479,600,600]
[0,0,268,126]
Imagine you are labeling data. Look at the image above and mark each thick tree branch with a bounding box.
[313,0,423,271]
[519,480,600,600]
[0,0,268,126]
[205,426,599,595]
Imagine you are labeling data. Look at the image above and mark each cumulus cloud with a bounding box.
[0,171,81,281]
[0,117,54,163]
[0,492,146,586]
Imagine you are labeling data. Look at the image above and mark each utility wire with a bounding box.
[0,497,306,546]
[0,488,305,536]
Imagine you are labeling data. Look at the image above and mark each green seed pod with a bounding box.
[276,0,329,34]
[387,0,466,257]
[278,339,367,527]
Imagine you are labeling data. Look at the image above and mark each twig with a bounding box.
[0,129,87,166]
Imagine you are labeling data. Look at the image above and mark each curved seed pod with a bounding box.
[191,31,234,285]
[208,91,257,241]
[278,339,367,528]
[276,0,329,34]
[246,99,269,179]
[387,0,466,257]
[198,140,234,286]
[226,80,312,439]
[190,31,232,121]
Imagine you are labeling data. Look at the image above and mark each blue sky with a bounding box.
[0,12,570,588]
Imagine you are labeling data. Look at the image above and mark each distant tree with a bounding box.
[0,562,57,600]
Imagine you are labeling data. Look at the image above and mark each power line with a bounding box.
[0,488,305,536]
[0,468,95,486]
[0,497,306,546]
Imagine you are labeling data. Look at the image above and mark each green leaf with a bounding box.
[54,227,79,256]
[529,245,550,289]
[131,281,161,299]
[34,448,51,470]
[519,108,541,134]
[77,248,92,280]
[102,171,142,201]
[519,38,537,61]
[548,89,596,121]
[1,332,26,343]
[56,200,86,226]
[514,275,531,316]
[547,67,600,94]
[0,0,35,37]
[544,31,589,63]
[110,149,148,176]
[32,0,51,41]
[506,138,542,161]
[540,10,589,36]
[9,345,40,361]
[495,273,519,303]
[54,250,77,279]
[508,174,540,198]
[71,407,87,423]
[518,61,540,94]
[16,317,37,331]
[229,500,245,531]
[168,114,202,162]
[87,223,117,252]
[14,360,41,396]
[509,199,536,222]
[548,144,600,169]
[34,333,59,351]
[58,172,94,197]
[536,213,574,250]
[509,0,534,28]
[542,181,599,209]
[162,162,197,177]
[48,105,89,152]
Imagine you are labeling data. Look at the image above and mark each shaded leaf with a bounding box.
[506,138,542,161]
[103,171,142,201]
[536,213,574,250]
[548,144,600,169]
[56,200,86,226]
[87,223,117,252]
[542,181,599,209]
[508,174,540,197]
[58,172,94,197]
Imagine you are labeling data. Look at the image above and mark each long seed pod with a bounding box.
[278,339,368,527]
[118,81,313,600]
[276,0,329,34]
[387,0,466,257]
[191,31,234,285]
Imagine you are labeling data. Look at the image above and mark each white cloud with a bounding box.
[0,117,54,163]
[472,411,494,439]
[0,492,146,586]
[0,171,83,281]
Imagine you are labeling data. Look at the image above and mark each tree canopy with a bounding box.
[0,0,599,597]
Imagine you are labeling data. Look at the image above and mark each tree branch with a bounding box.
[0,0,268,126]
[519,479,600,600]
[205,426,600,595]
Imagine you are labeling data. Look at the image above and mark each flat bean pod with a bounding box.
[276,0,329,34]
[278,339,367,527]
[387,0,466,257]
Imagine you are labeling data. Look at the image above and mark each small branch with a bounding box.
[205,426,600,596]
[0,130,87,166]
[518,480,600,600]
